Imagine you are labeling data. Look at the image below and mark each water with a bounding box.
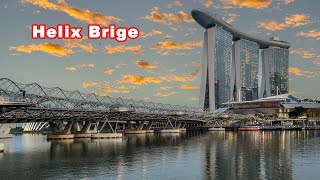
[1,131,320,179]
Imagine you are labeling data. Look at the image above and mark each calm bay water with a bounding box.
[1,131,320,179]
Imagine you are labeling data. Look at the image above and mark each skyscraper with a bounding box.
[200,26,233,110]
[192,9,290,111]
[260,44,289,98]
[231,39,260,102]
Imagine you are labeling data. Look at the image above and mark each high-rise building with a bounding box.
[231,39,260,102]
[200,26,233,110]
[260,45,289,97]
[192,9,290,111]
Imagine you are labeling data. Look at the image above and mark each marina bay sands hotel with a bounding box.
[192,9,290,111]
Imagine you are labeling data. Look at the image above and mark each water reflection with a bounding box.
[1,131,320,179]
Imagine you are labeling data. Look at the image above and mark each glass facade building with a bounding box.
[202,25,233,110]
[267,46,289,96]
[194,9,290,111]
[239,39,259,101]
[215,26,233,108]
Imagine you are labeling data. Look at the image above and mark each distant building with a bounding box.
[223,94,320,120]
[192,9,290,111]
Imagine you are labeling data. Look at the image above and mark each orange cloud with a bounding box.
[119,75,162,85]
[65,67,77,71]
[65,41,94,52]
[154,92,177,97]
[290,49,318,59]
[141,29,163,38]
[22,0,122,25]
[289,67,316,78]
[283,0,294,5]
[160,86,174,91]
[82,82,99,88]
[226,13,238,24]
[103,68,114,75]
[297,29,320,40]
[258,21,286,31]
[105,45,142,55]
[220,0,271,9]
[10,43,73,57]
[259,14,311,31]
[151,41,202,55]
[284,14,311,27]
[65,64,95,71]
[160,70,201,82]
[144,7,194,25]
[164,34,174,39]
[288,89,302,95]
[180,84,199,89]
[201,0,215,8]
[134,60,157,69]
[99,86,129,93]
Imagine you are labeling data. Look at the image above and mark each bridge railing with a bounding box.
[0,78,205,117]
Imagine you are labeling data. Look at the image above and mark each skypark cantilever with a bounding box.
[192,9,290,111]
[191,9,290,49]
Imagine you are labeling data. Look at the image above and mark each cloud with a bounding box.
[290,49,319,59]
[164,34,174,39]
[119,75,162,85]
[105,45,142,55]
[141,29,163,38]
[10,43,73,57]
[65,41,94,52]
[225,13,238,24]
[82,82,99,88]
[167,0,183,8]
[288,89,302,95]
[154,92,177,97]
[99,86,129,93]
[22,0,122,25]
[160,86,174,91]
[180,84,199,89]
[289,67,316,78]
[258,21,286,31]
[103,68,114,74]
[297,29,320,40]
[134,60,157,69]
[143,7,194,25]
[283,0,294,5]
[65,64,95,71]
[151,41,202,55]
[220,0,271,9]
[160,70,201,82]
[65,67,77,71]
[200,0,215,8]
[284,14,311,27]
[259,14,311,31]
[191,97,199,101]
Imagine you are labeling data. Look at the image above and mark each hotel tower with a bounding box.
[192,9,290,111]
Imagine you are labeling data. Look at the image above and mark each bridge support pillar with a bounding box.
[47,121,74,140]
[73,121,92,138]
[0,124,12,139]
[157,120,184,133]
[126,120,154,134]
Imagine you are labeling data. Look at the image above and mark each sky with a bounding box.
[0,0,319,106]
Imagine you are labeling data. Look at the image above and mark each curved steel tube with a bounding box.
[191,9,290,49]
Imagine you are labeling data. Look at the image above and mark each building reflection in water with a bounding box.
[1,131,320,179]
[201,131,297,179]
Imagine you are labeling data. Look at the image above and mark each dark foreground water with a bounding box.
[1,131,320,179]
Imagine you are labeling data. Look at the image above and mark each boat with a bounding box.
[238,126,261,131]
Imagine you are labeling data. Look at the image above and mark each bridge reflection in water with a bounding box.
[2,131,320,179]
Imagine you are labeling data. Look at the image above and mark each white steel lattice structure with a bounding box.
[0,78,227,129]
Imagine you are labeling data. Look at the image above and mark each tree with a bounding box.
[289,106,307,118]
